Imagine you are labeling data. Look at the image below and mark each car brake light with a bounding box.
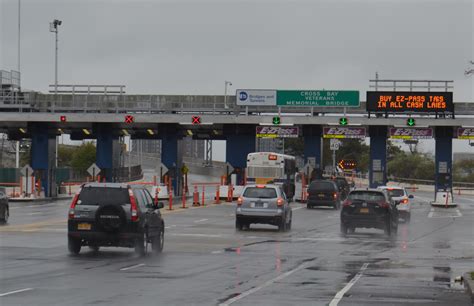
[401,198,408,204]
[68,187,81,219]
[237,197,243,205]
[333,192,338,200]
[268,154,277,160]
[343,200,352,207]
[128,189,139,222]
[256,185,265,188]
[277,198,284,206]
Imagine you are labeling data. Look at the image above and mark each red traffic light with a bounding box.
[60,115,67,122]
[125,115,134,124]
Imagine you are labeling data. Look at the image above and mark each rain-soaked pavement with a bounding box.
[0,190,473,305]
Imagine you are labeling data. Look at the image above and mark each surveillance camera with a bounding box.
[229,82,232,86]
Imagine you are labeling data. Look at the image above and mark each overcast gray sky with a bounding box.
[1,0,473,155]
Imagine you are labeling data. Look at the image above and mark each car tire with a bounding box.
[384,222,392,237]
[347,227,355,234]
[152,230,164,254]
[286,218,292,231]
[333,202,339,210]
[135,231,148,256]
[278,217,286,232]
[235,219,243,231]
[340,223,348,236]
[68,237,81,255]
[306,204,311,209]
[0,206,8,223]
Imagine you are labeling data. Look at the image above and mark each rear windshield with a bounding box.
[335,178,347,186]
[243,187,277,199]
[386,189,404,197]
[309,181,336,191]
[348,191,385,202]
[77,187,130,206]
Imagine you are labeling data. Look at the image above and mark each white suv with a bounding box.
[378,186,414,222]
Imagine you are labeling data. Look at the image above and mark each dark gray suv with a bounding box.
[67,183,165,256]
[0,187,9,223]
[236,184,292,231]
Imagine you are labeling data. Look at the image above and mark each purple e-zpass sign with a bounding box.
[256,126,299,138]
[389,128,433,140]
[457,128,474,139]
[323,127,366,139]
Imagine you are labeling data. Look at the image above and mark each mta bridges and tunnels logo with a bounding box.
[239,91,248,101]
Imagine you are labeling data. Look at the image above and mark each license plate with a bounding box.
[78,223,91,230]
[359,208,369,214]
[318,193,325,198]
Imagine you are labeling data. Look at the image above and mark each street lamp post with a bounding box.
[224,80,232,109]
[50,19,61,167]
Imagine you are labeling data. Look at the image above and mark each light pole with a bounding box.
[15,0,21,168]
[224,80,232,109]
[50,19,61,167]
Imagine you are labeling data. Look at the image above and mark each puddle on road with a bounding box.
[433,241,451,249]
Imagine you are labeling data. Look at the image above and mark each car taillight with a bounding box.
[343,200,352,207]
[68,188,81,219]
[277,198,284,206]
[333,192,338,200]
[237,197,243,206]
[401,198,408,204]
[128,189,139,222]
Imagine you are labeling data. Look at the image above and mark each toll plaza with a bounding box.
[0,79,472,201]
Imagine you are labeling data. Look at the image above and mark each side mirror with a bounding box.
[408,195,414,199]
[152,201,164,209]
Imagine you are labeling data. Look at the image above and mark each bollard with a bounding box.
[31,177,34,196]
[193,186,200,206]
[182,191,187,209]
[155,189,159,204]
[69,184,72,196]
[20,177,23,196]
[227,185,232,202]
[202,186,206,206]
[168,191,173,210]
[215,186,221,204]
[458,188,461,196]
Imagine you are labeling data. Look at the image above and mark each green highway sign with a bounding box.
[407,118,416,127]
[276,90,359,107]
[272,116,281,125]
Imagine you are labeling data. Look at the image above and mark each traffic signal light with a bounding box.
[60,115,67,122]
[339,117,348,126]
[407,118,416,127]
[272,116,281,125]
[338,159,357,170]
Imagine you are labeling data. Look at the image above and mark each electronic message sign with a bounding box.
[323,127,366,139]
[457,128,474,140]
[256,126,299,138]
[389,128,433,140]
[366,91,453,113]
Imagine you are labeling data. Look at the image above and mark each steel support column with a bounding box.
[31,123,56,197]
[435,127,453,194]
[226,134,256,185]
[161,135,179,193]
[369,126,387,188]
[303,126,322,170]
[96,124,116,182]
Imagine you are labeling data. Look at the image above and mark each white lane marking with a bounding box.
[194,218,209,223]
[457,196,474,203]
[415,195,434,203]
[292,206,303,211]
[28,212,43,215]
[329,263,369,306]
[211,250,223,254]
[219,261,311,306]
[165,225,177,229]
[456,209,463,217]
[428,208,435,218]
[120,263,145,271]
[0,288,34,297]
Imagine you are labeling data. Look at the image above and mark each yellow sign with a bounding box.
[181,165,189,174]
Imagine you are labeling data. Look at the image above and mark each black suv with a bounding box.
[307,180,340,209]
[0,187,9,223]
[340,188,398,237]
[333,177,350,200]
[67,183,165,256]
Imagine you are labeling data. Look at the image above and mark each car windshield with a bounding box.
[77,187,130,206]
[309,181,335,191]
[243,187,277,199]
[348,191,386,202]
[386,189,405,197]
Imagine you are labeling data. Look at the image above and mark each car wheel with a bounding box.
[235,219,243,231]
[306,204,311,209]
[333,202,339,210]
[68,237,81,255]
[286,217,292,231]
[152,230,164,254]
[340,223,348,236]
[278,217,286,232]
[1,207,8,223]
[135,231,148,256]
[347,227,355,234]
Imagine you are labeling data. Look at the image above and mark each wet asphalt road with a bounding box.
[0,190,473,306]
